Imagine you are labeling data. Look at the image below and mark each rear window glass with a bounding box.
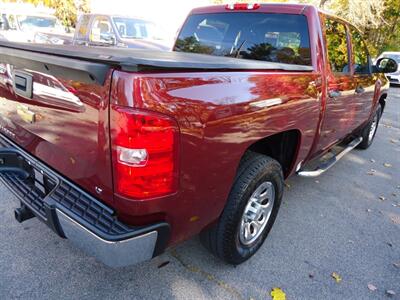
[174,13,311,66]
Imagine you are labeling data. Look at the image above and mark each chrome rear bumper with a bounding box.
[57,210,159,267]
[0,134,170,267]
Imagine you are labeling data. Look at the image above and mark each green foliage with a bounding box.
[321,0,399,55]
[365,0,400,54]
[50,0,91,29]
[3,0,90,29]
[50,0,78,29]
[325,18,349,72]
[175,37,214,54]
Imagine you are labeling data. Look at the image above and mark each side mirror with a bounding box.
[374,57,398,73]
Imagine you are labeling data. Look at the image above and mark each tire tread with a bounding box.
[200,152,283,264]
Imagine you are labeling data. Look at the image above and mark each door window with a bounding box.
[7,14,17,30]
[76,15,91,40]
[350,27,370,74]
[113,17,158,39]
[325,18,350,73]
[90,16,114,43]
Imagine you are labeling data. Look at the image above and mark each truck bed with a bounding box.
[0,41,313,84]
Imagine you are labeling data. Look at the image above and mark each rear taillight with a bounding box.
[225,3,260,10]
[111,105,179,199]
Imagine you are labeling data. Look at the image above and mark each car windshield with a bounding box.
[17,15,57,30]
[112,17,161,40]
[383,54,400,62]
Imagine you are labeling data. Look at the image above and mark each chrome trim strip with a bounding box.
[297,137,363,177]
[56,210,158,267]
[250,98,283,108]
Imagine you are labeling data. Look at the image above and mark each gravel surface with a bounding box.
[0,88,399,300]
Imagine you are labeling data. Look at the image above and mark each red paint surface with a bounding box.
[0,4,389,246]
[0,69,115,207]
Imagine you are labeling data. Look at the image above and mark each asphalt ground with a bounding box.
[0,87,399,300]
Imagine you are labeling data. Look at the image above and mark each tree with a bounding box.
[366,0,400,54]
[2,0,90,29]
[320,0,399,55]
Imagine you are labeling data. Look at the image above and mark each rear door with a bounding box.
[349,26,376,129]
[0,54,114,205]
[317,17,357,152]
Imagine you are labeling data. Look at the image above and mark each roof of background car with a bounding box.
[1,11,57,18]
[81,13,152,22]
[381,52,400,62]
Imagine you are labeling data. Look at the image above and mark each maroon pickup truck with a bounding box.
[0,4,397,267]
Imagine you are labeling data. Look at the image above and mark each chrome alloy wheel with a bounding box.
[368,113,378,143]
[239,181,275,245]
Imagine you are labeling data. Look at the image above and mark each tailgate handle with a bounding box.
[13,71,33,99]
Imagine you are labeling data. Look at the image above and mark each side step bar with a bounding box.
[297,137,363,177]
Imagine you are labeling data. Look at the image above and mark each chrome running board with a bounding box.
[297,137,363,177]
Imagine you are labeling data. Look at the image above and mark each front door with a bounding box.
[317,17,356,152]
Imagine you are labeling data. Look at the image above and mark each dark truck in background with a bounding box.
[0,3,397,267]
[72,13,170,50]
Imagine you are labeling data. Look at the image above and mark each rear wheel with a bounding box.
[358,106,382,149]
[200,153,284,265]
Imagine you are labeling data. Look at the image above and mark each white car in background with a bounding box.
[0,3,71,44]
[377,52,400,86]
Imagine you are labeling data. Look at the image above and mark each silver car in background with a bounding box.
[0,3,71,44]
[377,52,400,86]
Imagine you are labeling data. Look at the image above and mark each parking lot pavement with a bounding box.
[0,88,399,300]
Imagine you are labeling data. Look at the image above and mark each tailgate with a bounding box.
[0,49,114,206]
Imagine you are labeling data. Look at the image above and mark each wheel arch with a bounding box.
[239,129,302,179]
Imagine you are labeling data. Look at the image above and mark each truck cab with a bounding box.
[173,4,391,154]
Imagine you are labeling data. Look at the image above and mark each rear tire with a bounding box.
[200,153,284,265]
[358,106,382,149]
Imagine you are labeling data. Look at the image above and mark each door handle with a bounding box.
[328,90,341,99]
[355,86,365,94]
[12,71,33,99]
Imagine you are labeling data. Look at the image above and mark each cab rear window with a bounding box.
[174,13,311,66]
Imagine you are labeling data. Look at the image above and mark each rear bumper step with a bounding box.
[0,134,170,267]
[297,137,363,177]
